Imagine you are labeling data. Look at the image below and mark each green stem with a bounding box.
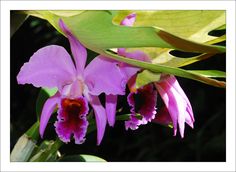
[25,121,40,141]
[29,138,63,162]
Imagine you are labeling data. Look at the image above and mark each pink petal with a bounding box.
[73,118,89,144]
[155,84,178,136]
[89,95,107,145]
[84,55,127,96]
[39,92,60,138]
[54,121,72,143]
[17,45,76,91]
[106,95,117,127]
[137,84,157,123]
[120,13,136,26]
[61,79,84,98]
[156,78,193,138]
[125,115,142,130]
[118,49,151,80]
[166,76,195,123]
[55,118,88,144]
[59,19,87,74]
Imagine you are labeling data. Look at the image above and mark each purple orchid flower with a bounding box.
[106,13,194,137]
[17,19,126,145]
[154,75,195,138]
[110,13,158,130]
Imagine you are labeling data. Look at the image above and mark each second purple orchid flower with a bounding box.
[104,13,195,138]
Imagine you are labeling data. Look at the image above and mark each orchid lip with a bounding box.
[126,84,157,130]
[55,96,89,144]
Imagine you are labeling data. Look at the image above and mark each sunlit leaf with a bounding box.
[113,10,226,67]
[188,70,226,78]
[151,35,226,67]
[214,24,226,30]
[24,10,225,54]
[48,10,83,17]
[136,70,161,88]
[114,10,225,43]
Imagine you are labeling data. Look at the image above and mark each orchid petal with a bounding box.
[106,95,117,127]
[125,115,142,130]
[166,76,195,122]
[156,78,193,138]
[89,95,107,145]
[118,49,151,80]
[61,79,84,98]
[39,92,60,138]
[55,118,89,144]
[73,118,89,144]
[84,55,126,96]
[155,85,178,136]
[125,84,157,130]
[120,13,136,26]
[59,19,87,74]
[169,87,186,138]
[17,45,76,92]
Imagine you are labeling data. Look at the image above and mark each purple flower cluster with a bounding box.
[17,13,194,145]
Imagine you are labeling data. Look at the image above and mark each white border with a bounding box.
[1,1,235,172]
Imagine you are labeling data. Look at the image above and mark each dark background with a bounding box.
[10,15,226,162]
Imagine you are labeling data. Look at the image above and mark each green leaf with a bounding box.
[103,50,225,88]
[152,35,226,67]
[214,24,226,30]
[30,140,60,162]
[188,70,226,78]
[29,138,63,162]
[136,70,161,88]
[47,10,83,17]
[36,87,57,120]
[10,122,40,162]
[114,10,225,43]
[25,10,225,54]
[10,134,37,162]
[59,154,106,162]
[113,10,226,67]
[10,11,28,37]
[25,121,40,141]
